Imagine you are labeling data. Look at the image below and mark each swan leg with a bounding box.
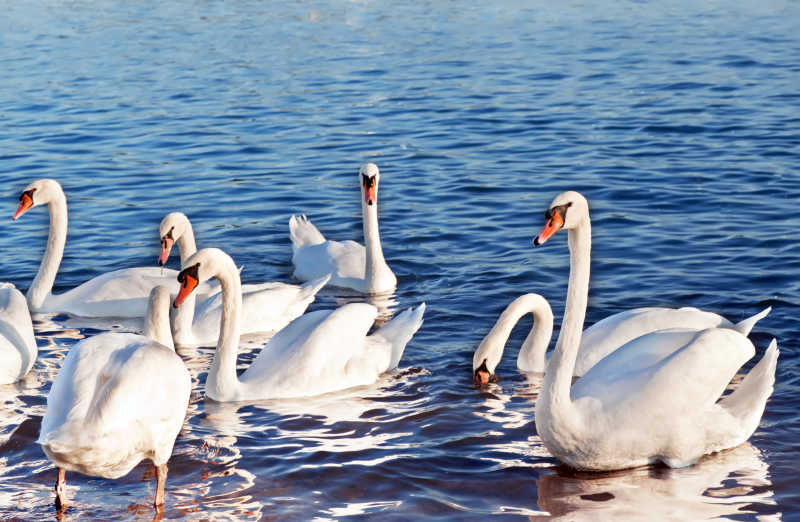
[54,467,67,511]
[154,463,168,508]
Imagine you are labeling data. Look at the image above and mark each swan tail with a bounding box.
[373,303,426,371]
[289,214,326,251]
[719,339,779,442]
[298,274,331,301]
[731,306,771,336]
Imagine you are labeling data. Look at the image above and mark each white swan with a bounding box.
[289,163,397,294]
[532,191,779,470]
[158,212,329,346]
[487,190,769,378]
[12,179,215,318]
[472,296,770,382]
[0,283,37,384]
[38,285,191,509]
[173,248,424,401]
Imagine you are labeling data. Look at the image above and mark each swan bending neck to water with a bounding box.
[289,163,397,294]
[531,191,779,471]
[473,293,554,384]
[173,248,424,401]
[38,285,190,510]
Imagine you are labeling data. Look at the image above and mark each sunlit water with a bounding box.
[1,1,799,519]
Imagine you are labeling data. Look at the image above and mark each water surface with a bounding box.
[0,1,798,519]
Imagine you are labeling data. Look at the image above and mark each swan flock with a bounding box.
[4,170,779,509]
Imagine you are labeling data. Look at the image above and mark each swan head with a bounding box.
[12,179,63,220]
[159,212,191,266]
[173,248,236,308]
[533,191,589,245]
[359,163,381,207]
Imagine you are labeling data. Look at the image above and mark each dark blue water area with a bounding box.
[0,1,799,519]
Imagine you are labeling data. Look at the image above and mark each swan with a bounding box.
[289,163,397,294]
[158,212,330,346]
[532,191,779,470]
[0,283,37,384]
[172,248,424,401]
[472,296,770,383]
[474,190,771,380]
[38,285,191,509]
[12,179,216,318]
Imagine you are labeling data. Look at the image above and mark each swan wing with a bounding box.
[575,307,730,376]
[190,276,329,345]
[0,284,36,383]
[575,327,753,434]
[241,303,378,398]
[292,238,366,289]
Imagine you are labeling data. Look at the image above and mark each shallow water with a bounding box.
[1,1,799,519]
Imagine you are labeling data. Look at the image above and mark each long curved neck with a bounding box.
[28,191,68,311]
[206,258,243,401]
[176,224,197,265]
[474,294,554,374]
[144,292,174,350]
[543,219,591,409]
[362,201,389,292]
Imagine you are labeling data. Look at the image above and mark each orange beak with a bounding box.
[159,237,174,266]
[533,212,564,246]
[13,192,34,221]
[173,273,198,308]
[364,184,376,206]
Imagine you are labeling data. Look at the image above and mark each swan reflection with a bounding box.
[331,289,399,327]
[536,442,775,520]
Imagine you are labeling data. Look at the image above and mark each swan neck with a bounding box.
[546,219,591,406]
[177,225,197,265]
[362,200,389,292]
[206,259,242,401]
[28,190,67,311]
[474,295,553,374]
[145,295,174,350]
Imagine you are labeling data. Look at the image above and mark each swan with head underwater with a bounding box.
[37,285,191,510]
[529,190,779,470]
[472,190,770,384]
[158,211,329,346]
[12,179,216,318]
[289,163,397,294]
[173,247,424,400]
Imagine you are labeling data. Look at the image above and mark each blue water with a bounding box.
[1,1,799,519]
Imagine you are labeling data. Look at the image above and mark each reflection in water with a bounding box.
[331,289,399,327]
[536,442,776,521]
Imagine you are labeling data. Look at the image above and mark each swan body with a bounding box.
[13,179,215,318]
[38,285,191,508]
[290,163,397,294]
[0,283,37,384]
[174,248,424,401]
[533,190,779,470]
[159,212,329,346]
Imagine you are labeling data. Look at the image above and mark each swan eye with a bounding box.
[20,189,35,204]
[362,174,376,188]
